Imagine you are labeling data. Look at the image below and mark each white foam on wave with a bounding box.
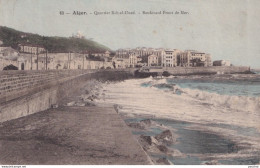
[145,77,260,113]
[99,77,260,130]
[179,87,260,113]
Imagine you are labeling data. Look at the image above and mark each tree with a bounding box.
[112,61,116,69]
[3,64,18,70]
[162,71,171,77]
[190,58,204,67]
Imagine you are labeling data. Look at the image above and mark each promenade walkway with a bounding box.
[0,106,152,164]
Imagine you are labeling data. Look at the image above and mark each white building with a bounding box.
[148,54,159,66]
[162,49,181,67]
[162,50,174,67]
[178,51,212,67]
[129,53,138,68]
[19,44,45,54]
[92,50,110,58]
[112,57,129,69]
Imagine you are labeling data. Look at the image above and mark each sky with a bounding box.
[0,0,260,68]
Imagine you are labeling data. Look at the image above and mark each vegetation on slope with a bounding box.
[0,26,110,53]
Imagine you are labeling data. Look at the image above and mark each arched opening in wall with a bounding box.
[56,64,61,69]
[3,64,18,70]
[21,63,25,70]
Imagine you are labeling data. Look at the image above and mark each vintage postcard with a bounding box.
[0,0,259,166]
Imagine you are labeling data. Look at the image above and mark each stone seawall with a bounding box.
[163,66,250,75]
[0,70,98,103]
[0,70,133,123]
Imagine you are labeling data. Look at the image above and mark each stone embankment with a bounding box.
[0,70,133,123]
[144,66,251,76]
[164,66,251,75]
[0,70,94,103]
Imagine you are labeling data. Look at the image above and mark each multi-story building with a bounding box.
[178,51,212,67]
[112,57,129,69]
[162,49,181,67]
[190,52,206,67]
[19,44,45,54]
[148,54,159,66]
[115,48,212,68]
[129,53,138,68]
[115,49,144,68]
[116,48,132,58]
[162,50,174,67]
[92,50,110,57]
[115,47,164,66]
[178,51,190,67]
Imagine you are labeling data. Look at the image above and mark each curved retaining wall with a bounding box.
[0,71,91,123]
[0,70,133,123]
[0,70,97,103]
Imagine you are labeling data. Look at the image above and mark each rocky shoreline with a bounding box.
[116,111,260,165]
[122,116,181,165]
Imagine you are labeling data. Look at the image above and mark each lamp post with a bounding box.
[36,46,39,70]
[31,47,33,70]
[83,53,85,69]
[45,50,48,70]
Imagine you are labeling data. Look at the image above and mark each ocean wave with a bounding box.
[142,77,260,113]
[181,88,260,113]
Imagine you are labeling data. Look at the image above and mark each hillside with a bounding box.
[0,26,110,53]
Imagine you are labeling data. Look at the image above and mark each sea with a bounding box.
[97,74,260,165]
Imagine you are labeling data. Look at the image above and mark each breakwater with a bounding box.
[149,66,251,75]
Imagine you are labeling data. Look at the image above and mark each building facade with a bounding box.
[178,51,190,67]
[178,51,212,67]
[112,57,129,69]
[148,54,159,66]
[19,44,45,54]
[129,53,139,68]
[92,50,110,57]
[213,60,231,66]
